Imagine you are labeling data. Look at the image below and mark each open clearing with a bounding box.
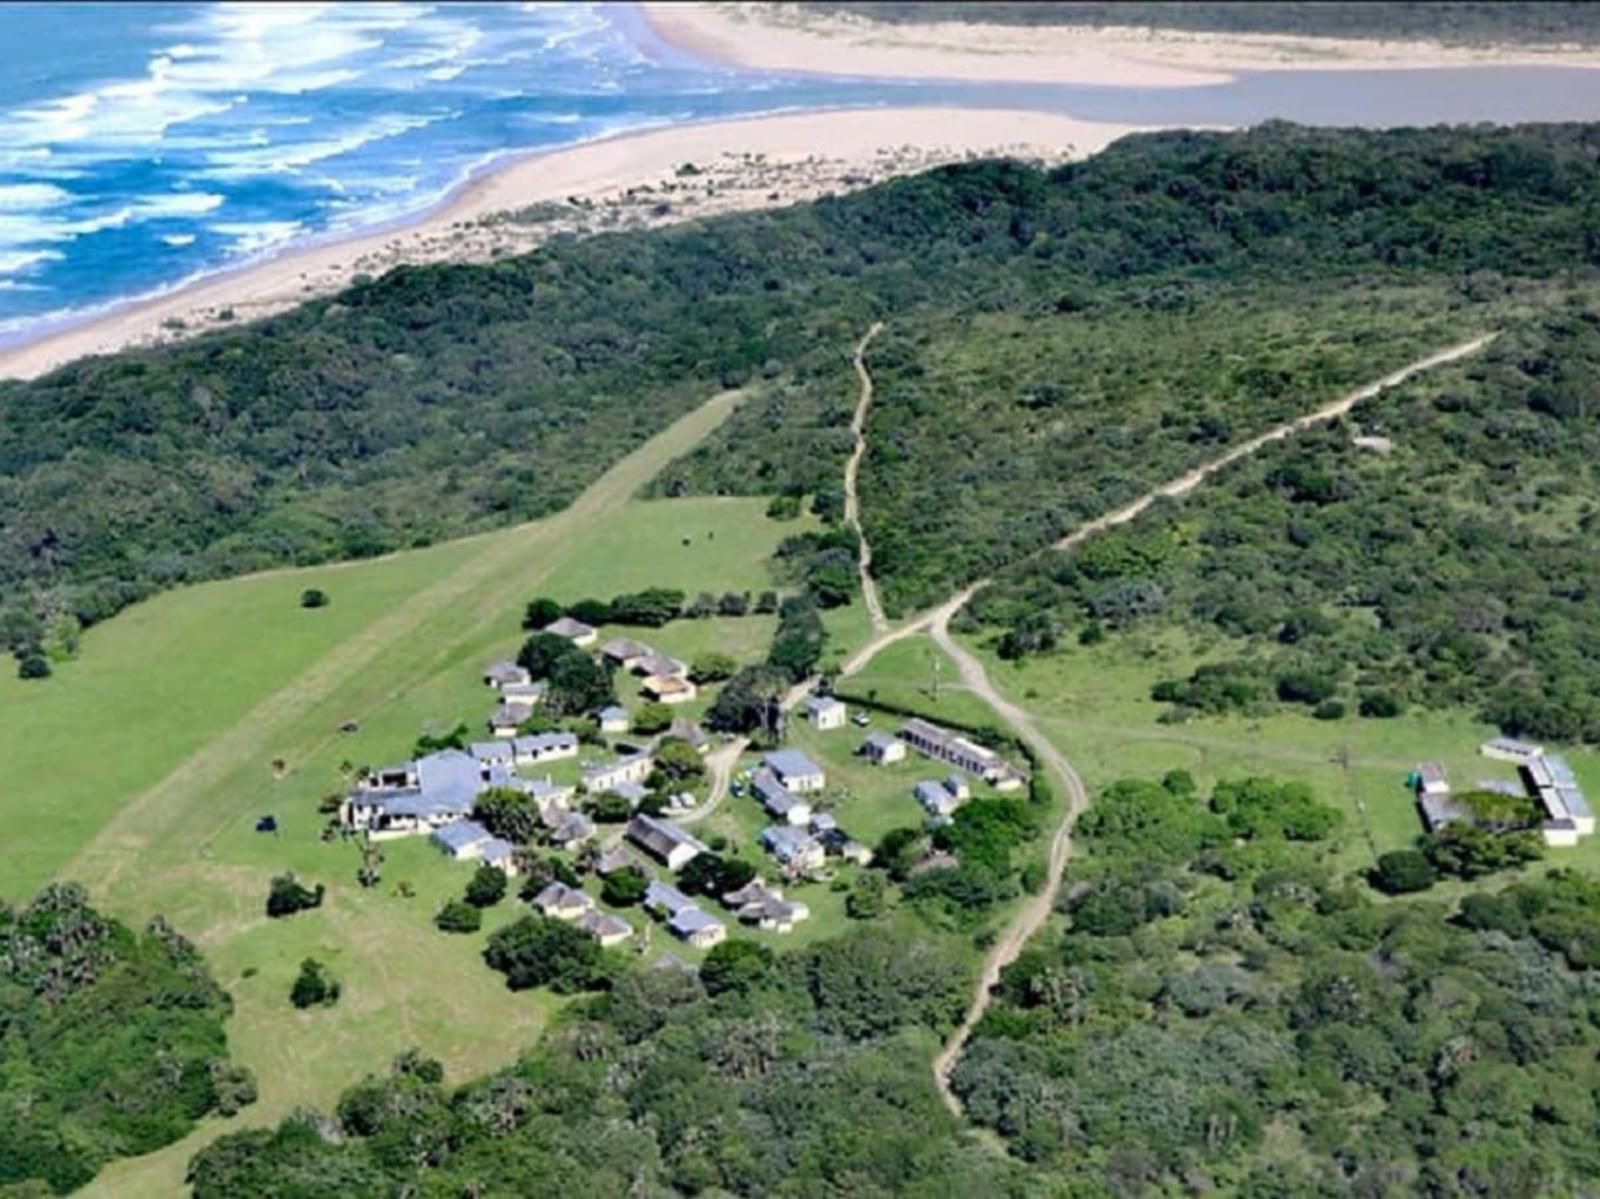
[0,390,830,1197]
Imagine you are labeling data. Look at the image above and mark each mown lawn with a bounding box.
[0,394,831,1198]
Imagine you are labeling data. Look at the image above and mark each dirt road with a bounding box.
[1052,334,1495,552]
[824,330,1496,1117]
[845,322,889,631]
[926,604,1088,1111]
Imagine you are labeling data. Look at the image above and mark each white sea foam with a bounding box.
[200,110,449,180]
[210,220,303,256]
[0,249,64,276]
[0,183,72,210]
[161,233,198,247]
[135,192,226,218]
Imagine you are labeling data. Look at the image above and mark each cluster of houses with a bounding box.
[594,635,700,706]
[856,716,1022,789]
[339,743,597,863]
[620,812,812,934]
[741,747,873,876]
[482,617,701,745]
[530,880,633,947]
[1413,736,1595,847]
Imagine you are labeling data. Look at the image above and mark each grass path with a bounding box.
[826,329,1497,1118]
[845,321,888,631]
[65,391,742,892]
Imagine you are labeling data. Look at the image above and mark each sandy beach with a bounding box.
[643,2,1600,84]
[0,106,1148,381]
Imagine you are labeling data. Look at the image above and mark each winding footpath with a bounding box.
[845,322,889,631]
[833,328,1497,1117]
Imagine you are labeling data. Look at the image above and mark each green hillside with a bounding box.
[11,123,1600,664]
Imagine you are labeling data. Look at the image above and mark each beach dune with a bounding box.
[642,1,1600,84]
[0,107,1149,381]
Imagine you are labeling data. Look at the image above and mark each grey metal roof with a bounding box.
[432,820,491,851]
[645,881,697,915]
[480,837,515,864]
[612,780,649,805]
[669,907,722,935]
[761,825,819,862]
[490,703,531,728]
[752,770,805,816]
[544,616,595,639]
[577,910,630,939]
[764,749,823,780]
[534,881,590,911]
[862,732,901,751]
[515,731,578,756]
[484,660,530,685]
[1418,792,1468,830]
[636,652,686,677]
[627,814,705,861]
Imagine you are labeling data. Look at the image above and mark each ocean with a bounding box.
[2,0,1598,348]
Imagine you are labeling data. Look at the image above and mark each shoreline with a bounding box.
[640,2,1600,84]
[0,106,1153,381]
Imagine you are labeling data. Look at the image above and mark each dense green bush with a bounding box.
[16,123,1600,668]
[188,931,1001,1197]
[289,958,340,1009]
[265,873,324,918]
[955,779,1600,1191]
[0,885,251,1194]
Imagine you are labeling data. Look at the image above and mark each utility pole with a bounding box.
[930,646,942,705]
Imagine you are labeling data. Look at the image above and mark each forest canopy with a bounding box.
[10,122,1600,671]
[0,885,253,1194]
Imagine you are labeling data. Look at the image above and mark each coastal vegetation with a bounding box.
[802,1,1600,45]
[0,885,253,1195]
[183,929,1028,1198]
[11,122,1600,673]
[952,772,1600,1194]
[971,304,1600,743]
[10,120,1600,1195]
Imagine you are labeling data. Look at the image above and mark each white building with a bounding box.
[800,695,847,731]
[763,749,826,793]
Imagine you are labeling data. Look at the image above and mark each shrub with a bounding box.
[483,916,613,993]
[602,867,649,907]
[266,874,324,918]
[299,589,328,609]
[435,900,482,934]
[464,865,508,909]
[1370,849,1437,894]
[289,959,340,1008]
[1359,691,1404,718]
[700,940,775,996]
[17,652,50,680]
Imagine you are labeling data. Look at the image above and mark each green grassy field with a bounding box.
[951,624,1600,880]
[0,391,842,1198]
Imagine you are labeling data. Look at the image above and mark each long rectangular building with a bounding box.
[898,717,1022,788]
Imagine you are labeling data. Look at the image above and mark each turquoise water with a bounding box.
[1,1,1597,346]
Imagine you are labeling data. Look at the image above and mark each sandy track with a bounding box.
[1053,335,1496,552]
[823,330,1496,1117]
[845,322,889,632]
